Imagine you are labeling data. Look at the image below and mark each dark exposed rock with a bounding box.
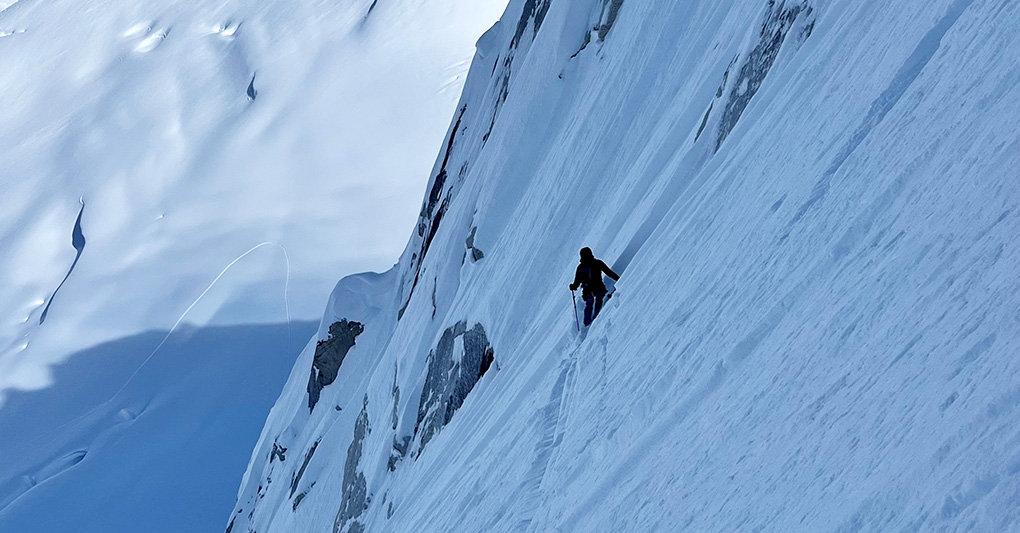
[270,442,287,463]
[391,367,400,430]
[716,0,814,151]
[510,0,552,48]
[485,0,552,142]
[401,106,469,318]
[290,439,320,497]
[419,105,466,236]
[695,103,714,141]
[431,278,438,318]
[414,322,495,454]
[388,435,411,471]
[597,0,625,41]
[465,227,485,262]
[397,299,409,320]
[292,491,306,511]
[307,320,364,412]
[333,396,371,533]
[225,517,234,533]
[571,0,625,58]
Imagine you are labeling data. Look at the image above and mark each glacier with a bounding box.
[229,0,1019,531]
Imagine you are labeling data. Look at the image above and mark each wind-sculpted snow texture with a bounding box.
[233,0,1020,531]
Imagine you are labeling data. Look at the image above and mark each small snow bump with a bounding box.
[211,21,242,40]
[122,22,153,39]
[134,28,169,53]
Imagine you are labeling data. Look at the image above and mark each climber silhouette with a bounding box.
[569,247,619,327]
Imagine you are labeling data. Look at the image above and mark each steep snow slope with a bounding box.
[234,0,1019,531]
[0,0,507,401]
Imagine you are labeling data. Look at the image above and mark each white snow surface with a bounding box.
[0,0,507,401]
[0,0,507,530]
[233,0,1019,531]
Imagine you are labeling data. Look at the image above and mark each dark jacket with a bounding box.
[571,258,619,295]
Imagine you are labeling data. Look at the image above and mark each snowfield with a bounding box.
[0,0,505,530]
[0,0,506,400]
[229,0,1020,531]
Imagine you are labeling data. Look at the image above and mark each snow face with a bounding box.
[0,0,508,403]
[236,0,1019,528]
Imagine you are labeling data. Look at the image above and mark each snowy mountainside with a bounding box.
[234,0,1019,531]
[0,0,507,530]
[0,0,507,401]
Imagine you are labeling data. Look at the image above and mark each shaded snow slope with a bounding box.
[0,0,507,402]
[235,0,1019,531]
[0,321,316,532]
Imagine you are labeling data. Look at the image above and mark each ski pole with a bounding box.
[571,289,580,331]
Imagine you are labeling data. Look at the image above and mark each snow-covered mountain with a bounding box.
[230,0,1019,531]
[0,0,505,530]
[0,0,506,400]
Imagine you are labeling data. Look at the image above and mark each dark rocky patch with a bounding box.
[465,227,485,262]
[388,435,411,471]
[485,0,552,142]
[270,442,287,463]
[418,105,467,239]
[400,106,468,318]
[391,367,400,430]
[308,320,364,412]
[597,0,625,40]
[695,103,713,141]
[333,397,371,533]
[414,322,494,454]
[716,0,813,151]
[431,280,438,318]
[290,439,320,497]
[570,0,625,59]
[292,491,307,511]
[510,0,552,48]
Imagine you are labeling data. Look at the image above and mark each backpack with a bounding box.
[577,261,602,289]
